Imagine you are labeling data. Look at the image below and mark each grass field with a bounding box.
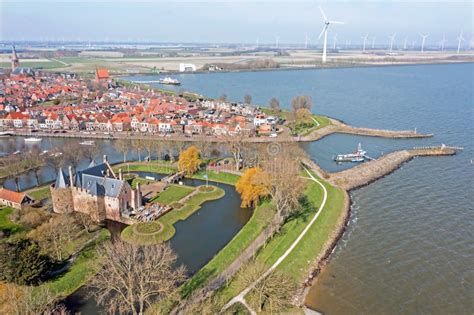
[39,229,111,297]
[27,185,51,201]
[0,60,65,69]
[192,170,240,185]
[216,172,346,304]
[149,184,194,205]
[113,161,177,175]
[121,185,225,245]
[0,206,23,235]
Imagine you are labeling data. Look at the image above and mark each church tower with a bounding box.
[11,45,20,71]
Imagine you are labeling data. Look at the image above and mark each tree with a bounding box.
[132,139,146,162]
[28,215,79,261]
[88,241,186,315]
[73,212,95,234]
[143,139,154,162]
[236,168,269,208]
[234,261,296,313]
[178,146,201,176]
[260,146,306,226]
[5,157,25,191]
[23,151,45,186]
[224,133,247,171]
[62,143,84,172]
[269,97,281,113]
[82,142,100,162]
[291,95,313,113]
[0,238,51,285]
[244,94,252,104]
[0,284,60,315]
[114,138,130,163]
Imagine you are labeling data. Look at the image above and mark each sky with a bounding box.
[0,1,473,46]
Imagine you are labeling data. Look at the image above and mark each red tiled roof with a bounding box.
[0,188,25,204]
[96,68,109,79]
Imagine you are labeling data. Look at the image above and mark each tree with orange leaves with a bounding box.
[178,146,201,176]
[235,167,269,208]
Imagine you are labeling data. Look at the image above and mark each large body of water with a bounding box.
[129,64,474,314]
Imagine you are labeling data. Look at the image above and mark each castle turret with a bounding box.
[119,168,123,181]
[135,183,142,208]
[68,166,74,187]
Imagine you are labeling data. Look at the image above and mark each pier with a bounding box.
[325,146,461,190]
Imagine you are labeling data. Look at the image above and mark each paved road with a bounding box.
[223,168,328,311]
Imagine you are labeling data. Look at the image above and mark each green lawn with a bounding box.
[217,172,347,302]
[150,184,195,205]
[192,170,240,185]
[39,229,110,297]
[27,186,51,201]
[121,186,225,245]
[0,60,65,69]
[113,161,177,175]
[180,201,275,297]
[0,207,23,235]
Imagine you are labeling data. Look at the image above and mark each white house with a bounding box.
[179,63,196,72]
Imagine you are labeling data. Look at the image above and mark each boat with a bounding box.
[79,140,95,146]
[24,137,42,143]
[334,143,366,163]
[158,77,181,85]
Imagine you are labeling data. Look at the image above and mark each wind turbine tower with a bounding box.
[362,33,369,52]
[420,33,429,52]
[388,34,396,52]
[318,6,344,63]
[457,30,465,54]
[333,34,338,50]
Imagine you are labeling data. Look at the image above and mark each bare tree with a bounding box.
[1,283,59,315]
[88,241,186,315]
[114,138,130,163]
[23,152,45,186]
[260,145,306,226]
[73,212,95,234]
[224,133,247,171]
[82,142,100,162]
[132,139,146,162]
[234,260,296,313]
[291,95,313,113]
[143,139,154,162]
[62,143,84,172]
[244,94,252,105]
[269,97,281,113]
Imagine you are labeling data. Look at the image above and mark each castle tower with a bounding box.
[11,46,19,71]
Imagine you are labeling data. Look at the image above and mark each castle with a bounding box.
[51,156,141,222]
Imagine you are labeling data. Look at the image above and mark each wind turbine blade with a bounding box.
[318,25,327,40]
[319,6,328,21]
[329,21,345,24]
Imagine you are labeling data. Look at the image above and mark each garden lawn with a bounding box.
[150,184,194,205]
[27,186,51,200]
[0,207,23,235]
[112,161,177,175]
[192,170,240,185]
[121,186,225,245]
[39,229,110,298]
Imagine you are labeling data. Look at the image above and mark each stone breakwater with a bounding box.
[301,118,433,142]
[326,147,457,191]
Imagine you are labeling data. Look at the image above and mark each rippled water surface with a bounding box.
[129,64,474,314]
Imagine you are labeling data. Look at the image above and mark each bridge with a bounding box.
[161,171,186,184]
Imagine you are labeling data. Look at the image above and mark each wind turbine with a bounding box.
[318,6,344,63]
[440,34,446,51]
[388,33,396,52]
[420,33,429,52]
[457,30,465,54]
[333,34,338,50]
[362,33,369,52]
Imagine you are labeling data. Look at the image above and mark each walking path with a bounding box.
[223,168,328,311]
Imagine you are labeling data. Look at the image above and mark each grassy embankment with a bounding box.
[149,184,194,204]
[0,206,23,235]
[260,107,331,136]
[214,171,346,310]
[26,185,52,201]
[121,185,225,245]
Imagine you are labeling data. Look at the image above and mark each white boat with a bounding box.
[334,143,366,163]
[24,137,42,143]
[79,140,95,146]
[158,77,181,85]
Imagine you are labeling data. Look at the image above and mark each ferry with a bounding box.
[334,143,366,163]
[24,137,42,143]
[158,77,181,86]
[79,140,95,146]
